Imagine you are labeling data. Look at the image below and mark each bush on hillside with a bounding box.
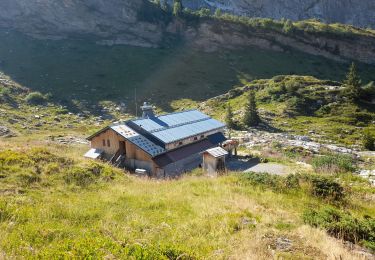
[0,86,11,97]
[362,129,375,151]
[63,162,118,187]
[311,154,355,173]
[303,207,375,251]
[25,91,48,105]
[309,175,345,202]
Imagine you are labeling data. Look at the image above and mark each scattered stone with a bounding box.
[275,237,293,251]
[8,118,19,124]
[233,130,358,156]
[356,170,375,186]
[48,135,89,145]
[0,126,15,137]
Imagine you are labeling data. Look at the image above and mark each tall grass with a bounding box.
[0,148,373,258]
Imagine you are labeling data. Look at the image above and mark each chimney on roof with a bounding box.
[141,102,155,118]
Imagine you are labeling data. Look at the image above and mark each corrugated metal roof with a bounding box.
[130,110,211,133]
[205,147,228,158]
[154,139,214,167]
[128,110,225,144]
[153,132,227,167]
[111,125,165,157]
[207,132,227,144]
[152,119,224,143]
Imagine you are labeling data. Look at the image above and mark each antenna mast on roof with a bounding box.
[135,88,138,118]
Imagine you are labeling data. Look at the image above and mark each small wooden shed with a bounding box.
[202,147,228,176]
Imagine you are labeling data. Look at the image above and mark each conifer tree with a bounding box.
[214,8,222,17]
[173,0,182,17]
[343,62,362,102]
[225,104,235,130]
[243,90,260,127]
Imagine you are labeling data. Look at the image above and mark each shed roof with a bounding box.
[204,147,228,158]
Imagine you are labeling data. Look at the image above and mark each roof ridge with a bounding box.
[131,109,202,122]
[148,117,211,133]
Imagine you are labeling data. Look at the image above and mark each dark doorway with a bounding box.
[119,141,126,155]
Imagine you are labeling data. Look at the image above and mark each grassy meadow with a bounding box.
[0,145,374,259]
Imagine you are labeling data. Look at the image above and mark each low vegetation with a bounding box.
[153,0,375,39]
[303,207,375,251]
[311,153,355,173]
[199,72,375,146]
[0,146,373,258]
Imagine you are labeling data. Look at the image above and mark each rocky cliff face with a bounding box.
[0,0,375,65]
[176,0,375,29]
[0,0,164,47]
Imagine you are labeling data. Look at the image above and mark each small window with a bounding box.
[194,137,198,141]
[200,135,205,139]
[178,141,183,146]
[103,139,106,146]
[107,139,111,147]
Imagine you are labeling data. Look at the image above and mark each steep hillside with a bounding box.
[1,1,375,65]
[0,0,164,47]
[171,75,375,147]
[1,29,375,113]
[176,0,375,29]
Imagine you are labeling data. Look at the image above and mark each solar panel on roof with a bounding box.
[131,110,210,132]
[151,118,225,143]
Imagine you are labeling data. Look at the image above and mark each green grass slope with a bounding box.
[1,30,375,112]
[0,148,374,259]
[184,75,375,147]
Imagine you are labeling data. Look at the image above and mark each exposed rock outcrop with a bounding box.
[180,20,375,64]
[0,0,375,64]
[175,0,375,29]
[0,0,164,47]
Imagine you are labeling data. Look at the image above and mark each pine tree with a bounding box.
[343,62,362,102]
[282,19,294,34]
[225,104,235,129]
[173,0,182,17]
[214,8,222,17]
[243,90,260,127]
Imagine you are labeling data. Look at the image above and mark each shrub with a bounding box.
[303,207,375,251]
[63,162,118,187]
[362,129,375,151]
[0,86,11,97]
[25,91,47,105]
[311,154,355,173]
[240,172,299,192]
[309,176,345,202]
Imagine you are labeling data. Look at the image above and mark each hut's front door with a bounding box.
[119,141,126,155]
